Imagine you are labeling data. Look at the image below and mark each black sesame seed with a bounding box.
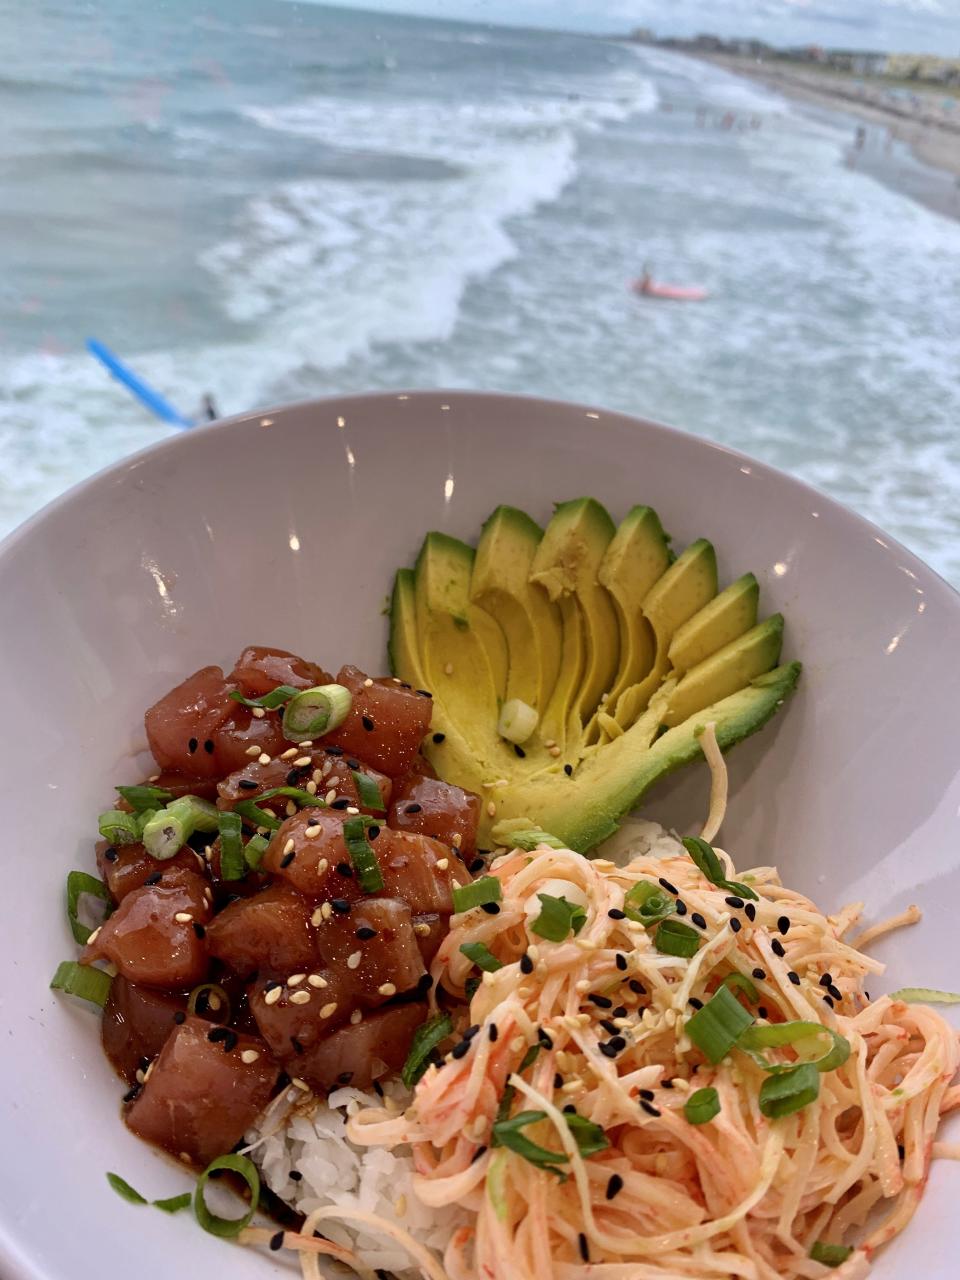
[578,1233,589,1263]
[691,912,707,930]
[326,746,344,756]
[405,803,423,814]
[640,1100,661,1117]
[724,895,744,909]
[480,902,500,915]
[356,926,377,940]
[144,872,162,886]
[562,1104,577,1115]
[675,900,688,916]
[122,1084,142,1103]
[289,1170,303,1182]
[203,739,215,754]
[331,899,351,913]
[828,984,843,1002]
[269,1231,284,1252]
[823,995,835,1009]
[638,1088,654,1100]
[787,971,801,985]
[173,1011,186,1025]
[661,1078,674,1089]
[463,1024,481,1041]
[469,858,486,874]
[608,1035,627,1052]
[373,1080,384,1097]
[588,993,613,1009]
[368,825,381,841]
[416,973,434,993]
[554,1072,564,1088]
[745,902,757,921]
[285,769,303,786]
[612,1006,627,1018]
[658,877,678,895]
[898,1143,906,1160]
[331,798,350,810]
[538,1029,554,1049]
[488,1024,499,1043]
[188,737,198,754]
[771,938,786,957]
[688,997,704,1010]
[208,1028,238,1052]
[238,778,259,790]
[416,689,433,699]
[628,980,646,995]
[520,954,534,975]
[336,1071,354,1085]
[563,763,573,777]
[291,1037,305,1055]
[280,851,296,868]
[752,967,767,980]
[819,972,834,987]
[361,716,375,732]
[615,953,628,971]
[451,1039,471,1060]
[605,1173,624,1200]
[346,759,361,770]
[192,921,206,939]
[777,915,790,935]
[608,907,626,920]
[432,732,446,744]
[264,979,281,991]
[729,918,742,933]
[600,1018,619,1035]
[336,862,353,877]
[758,1006,769,1018]
[470,1145,487,1163]
[514,744,526,758]
[104,847,119,862]
[599,1042,619,1058]
[138,1057,150,1072]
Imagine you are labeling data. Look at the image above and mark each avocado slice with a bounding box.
[598,505,672,707]
[489,662,801,852]
[668,572,759,676]
[530,499,619,752]
[471,506,562,715]
[662,614,783,728]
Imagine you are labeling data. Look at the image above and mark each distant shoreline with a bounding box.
[688,53,960,222]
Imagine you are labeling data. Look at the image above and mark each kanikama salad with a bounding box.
[51,502,960,1280]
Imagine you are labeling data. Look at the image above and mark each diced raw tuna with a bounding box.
[325,667,432,778]
[295,1002,428,1091]
[388,774,481,855]
[206,884,319,977]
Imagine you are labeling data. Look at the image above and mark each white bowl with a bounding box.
[2,391,958,1279]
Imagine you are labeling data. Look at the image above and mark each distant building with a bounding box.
[885,53,960,83]
[826,50,889,75]
[628,27,655,44]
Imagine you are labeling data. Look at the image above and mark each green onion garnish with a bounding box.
[255,786,326,808]
[654,918,701,958]
[507,828,565,851]
[352,770,385,813]
[682,835,759,902]
[66,870,112,944]
[738,1022,850,1075]
[342,816,385,893]
[490,1110,569,1177]
[281,683,352,742]
[721,972,760,1003]
[116,784,174,813]
[684,1087,721,1124]
[141,795,219,860]
[244,834,269,871]
[809,1241,853,1267]
[465,976,481,1001]
[402,1013,453,1087]
[758,1062,820,1118]
[218,810,246,881]
[564,1112,609,1158]
[152,1193,192,1214]
[98,808,141,845]
[233,799,281,831]
[228,684,299,710]
[187,983,231,1023]
[459,942,503,972]
[107,1172,147,1204]
[686,986,755,1064]
[194,1154,260,1238]
[452,876,502,914]
[530,892,587,941]
[486,1150,509,1220]
[623,880,675,926]
[888,987,960,1004]
[50,960,112,1007]
[518,1043,541,1073]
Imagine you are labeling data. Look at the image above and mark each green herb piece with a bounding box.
[809,1241,853,1267]
[654,918,700,958]
[107,1172,147,1204]
[465,976,481,1001]
[452,876,502,914]
[342,816,385,893]
[459,942,503,972]
[244,834,269,871]
[682,835,758,901]
[721,972,760,1003]
[491,1110,568,1177]
[889,987,960,1004]
[141,795,219,860]
[351,770,386,812]
[758,1063,820,1118]
[233,799,282,830]
[738,1022,850,1074]
[281,683,352,741]
[66,870,112,944]
[218,810,246,881]
[564,1112,609,1158]
[50,960,112,1007]
[194,1154,260,1238]
[228,684,299,710]
[116,784,174,813]
[685,1087,721,1124]
[402,1013,453,1088]
[255,786,326,808]
[687,987,755,1064]
[530,893,587,941]
[98,808,141,845]
[623,879,675,926]
[507,829,565,851]
[486,1150,509,1220]
[518,1043,541,1073]
[153,1192,192,1214]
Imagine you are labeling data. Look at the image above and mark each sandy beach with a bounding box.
[699,54,960,220]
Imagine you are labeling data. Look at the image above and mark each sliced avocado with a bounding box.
[662,614,783,728]
[612,538,718,730]
[471,506,562,714]
[488,662,801,852]
[530,498,619,750]
[668,572,759,676]
[598,505,672,707]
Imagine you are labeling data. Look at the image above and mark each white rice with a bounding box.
[596,816,684,865]
[246,1078,467,1277]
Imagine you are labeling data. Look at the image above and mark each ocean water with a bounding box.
[2,1,960,582]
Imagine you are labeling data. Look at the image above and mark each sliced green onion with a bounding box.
[518,1043,541,1073]
[530,893,587,941]
[507,828,565,852]
[491,1110,568,1176]
[464,976,481,1002]
[116,784,174,813]
[685,1087,721,1124]
[342,816,385,893]
[281,683,352,742]
[50,960,112,1007]
[738,1022,850,1075]
[758,1062,820,1118]
[153,1192,192,1214]
[486,1150,509,1220]
[255,786,326,808]
[233,799,281,831]
[194,1153,260,1238]
[721,972,760,1003]
[244,834,269,871]
[564,1112,609,1158]
[889,987,960,1004]
[682,835,758,902]
[497,698,538,744]
[66,870,112,944]
[141,795,219,860]
[107,1172,147,1205]
[218,810,246,881]
[187,983,231,1023]
[623,880,675,926]
[402,1013,453,1087]
[809,1241,853,1267]
[453,876,502,914]
[98,808,141,845]
[686,986,755,1064]
[352,770,386,813]
[228,684,299,710]
[654,918,701,958]
[459,941,503,972]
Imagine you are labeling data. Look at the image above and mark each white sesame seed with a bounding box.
[283,838,295,855]
[347,950,362,970]
[510,1035,525,1053]
[280,747,298,760]
[311,908,324,926]
[174,912,193,923]
[321,902,333,920]
[179,1152,192,1164]
[313,767,325,784]
[317,858,329,875]
[562,1079,583,1094]
[245,744,261,757]
[452,833,462,849]
[258,753,271,765]
[575,938,596,952]
[364,678,374,688]
[284,801,296,817]
[298,741,313,748]
[543,739,556,749]
[135,1069,145,1084]
[290,990,311,1005]
[87,926,101,945]
[413,922,432,936]
[294,756,311,768]
[148,773,160,782]
[305,824,321,839]
[241,1049,260,1064]
[346,806,360,815]
[575,978,591,993]
[264,986,282,1006]
[549,746,562,758]
[394,1194,407,1217]
[306,781,318,795]
[288,973,306,986]
[291,1077,310,1092]
[378,982,397,997]
[324,788,337,805]
[320,1002,338,1019]
[436,858,449,871]
[307,974,328,988]
[486,800,496,817]
[207,993,221,1011]
[252,707,266,719]
[350,1008,364,1024]
[527,945,540,961]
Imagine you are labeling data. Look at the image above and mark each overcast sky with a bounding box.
[310,1,959,55]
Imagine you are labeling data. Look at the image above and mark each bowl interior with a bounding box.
[2,390,959,1278]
